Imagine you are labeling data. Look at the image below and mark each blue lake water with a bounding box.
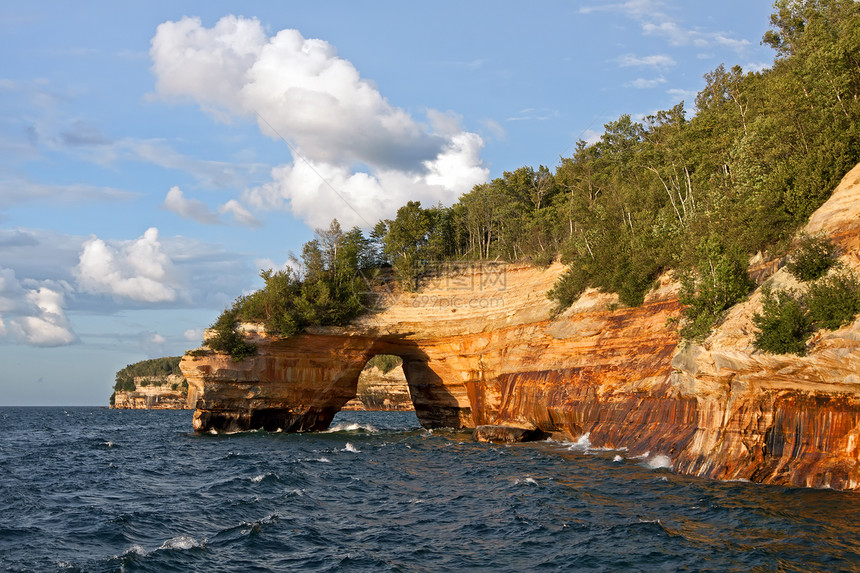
[1,407,858,572]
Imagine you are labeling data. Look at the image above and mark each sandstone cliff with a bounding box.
[181,164,860,490]
[112,374,189,410]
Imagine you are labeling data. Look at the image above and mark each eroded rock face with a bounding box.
[112,375,189,410]
[181,164,860,489]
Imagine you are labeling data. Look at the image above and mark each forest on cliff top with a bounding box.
[204,0,860,359]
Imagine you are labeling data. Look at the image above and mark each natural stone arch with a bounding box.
[182,331,476,433]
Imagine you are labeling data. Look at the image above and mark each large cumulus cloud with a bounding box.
[150,15,489,228]
[75,227,182,303]
[0,268,76,347]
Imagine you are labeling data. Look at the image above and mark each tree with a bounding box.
[384,201,433,288]
[752,286,812,355]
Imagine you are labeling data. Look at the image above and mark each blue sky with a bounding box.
[0,1,777,405]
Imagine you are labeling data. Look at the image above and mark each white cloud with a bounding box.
[11,287,77,346]
[0,179,136,210]
[745,61,770,73]
[162,186,261,227]
[616,53,676,69]
[581,1,752,56]
[480,118,507,142]
[75,227,182,303]
[219,199,261,227]
[580,129,603,146]
[627,76,667,89]
[666,88,698,101]
[506,108,560,122]
[0,268,76,347]
[150,15,488,228]
[139,330,167,356]
[163,186,220,224]
[184,328,203,341]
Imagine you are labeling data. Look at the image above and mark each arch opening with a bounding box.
[342,354,414,412]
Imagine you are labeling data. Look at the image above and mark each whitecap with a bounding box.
[208,429,218,435]
[121,544,147,558]
[103,441,114,448]
[343,443,360,453]
[251,474,266,483]
[159,535,204,551]
[515,477,538,486]
[324,422,377,433]
[316,457,331,463]
[613,454,624,462]
[567,432,591,451]
[645,454,673,469]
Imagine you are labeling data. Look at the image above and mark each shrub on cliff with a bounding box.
[785,234,837,282]
[205,307,258,361]
[752,286,812,355]
[679,237,755,341]
[752,269,860,355]
[547,264,589,314]
[805,270,860,330]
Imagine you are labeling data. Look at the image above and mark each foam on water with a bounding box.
[567,432,591,451]
[159,535,204,551]
[645,454,673,469]
[343,442,360,453]
[324,422,378,433]
[251,471,278,483]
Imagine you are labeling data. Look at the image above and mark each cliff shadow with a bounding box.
[362,339,472,429]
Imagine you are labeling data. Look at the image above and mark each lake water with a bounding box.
[1,407,858,572]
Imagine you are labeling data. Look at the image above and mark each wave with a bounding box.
[568,432,592,451]
[250,471,279,483]
[324,422,378,433]
[343,443,361,453]
[645,454,673,469]
[159,535,205,551]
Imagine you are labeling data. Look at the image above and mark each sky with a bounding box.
[0,1,777,405]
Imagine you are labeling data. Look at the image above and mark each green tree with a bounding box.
[806,270,860,329]
[785,233,837,281]
[752,285,812,355]
[384,201,434,289]
[679,236,755,340]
